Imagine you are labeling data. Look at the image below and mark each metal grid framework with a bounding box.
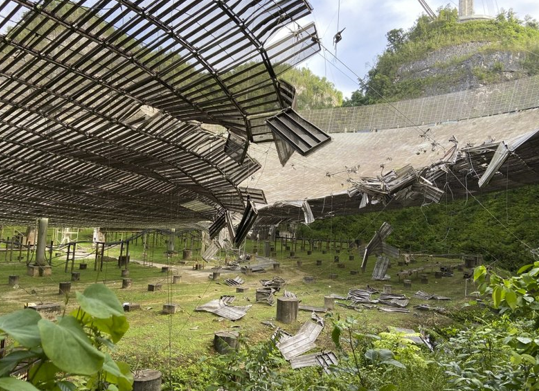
[300,74,539,134]
[256,129,539,224]
[0,0,321,227]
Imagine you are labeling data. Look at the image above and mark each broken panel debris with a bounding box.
[195,297,251,321]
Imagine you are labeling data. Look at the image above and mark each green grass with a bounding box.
[0,238,474,369]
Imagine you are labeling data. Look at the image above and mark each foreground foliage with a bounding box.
[0,284,132,391]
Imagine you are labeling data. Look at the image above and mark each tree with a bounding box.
[385,28,405,52]
[342,90,370,107]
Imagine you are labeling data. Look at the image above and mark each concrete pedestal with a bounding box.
[59,282,71,294]
[324,296,335,310]
[214,331,239,354]
[133,369,162,391]
[276,297,299,324]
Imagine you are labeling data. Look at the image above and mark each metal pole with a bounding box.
[48,240,53,265]
[125,240,130,270]
[94,242,99,271]
[71,242,76,272]
[119,240,124,268]
[100,243,105,271]
[65,243,71,273]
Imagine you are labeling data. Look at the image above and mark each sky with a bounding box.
[293,0,539,98]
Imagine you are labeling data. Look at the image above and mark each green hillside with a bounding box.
[297,182,539,271]
[281,67,343,109]
[344,7,539,105]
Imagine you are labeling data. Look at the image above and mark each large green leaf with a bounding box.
[492,285,504,308]
[28,361,60,388]
[365,349,406,368]
[102,354,133,391]
[331,326,341,349]
[0,377,40,391]
[53,381,77,391]
[0,310,42,348]
[76,284,124,319]
[518,264,534,274]
[93,315,129,344]
[505,289,518,310]
[0,350,39,377]
[38,316,105,375]
[365,348,393,361]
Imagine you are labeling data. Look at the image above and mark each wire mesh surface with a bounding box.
[300,75,539,133]
[0,0,320,227]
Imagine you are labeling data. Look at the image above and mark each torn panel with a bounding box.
[361,222,393,272]
[255,288,275,305]
[382,242,400,259]
[267,108,331,159]
[239,187,267,205]
[209,209,227,239]
[224,131,249,164]
[273,131,296,166]
[233,201,258,247]
[202,240,221,262]
[195,298,251,321]
[277,321,324,360]
[372,256,390,280]
[290,351,338,373]
[479,129,539,187]
[224,276,244,286]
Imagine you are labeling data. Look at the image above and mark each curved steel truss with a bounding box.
[0,0,323,227]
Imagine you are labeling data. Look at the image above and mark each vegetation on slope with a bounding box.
[297,183,539,271]
[281,67,343,110]
[344,7,539,105]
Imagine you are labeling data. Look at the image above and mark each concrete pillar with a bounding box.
[35,218,48,266]
[201,230,209,255]
[276,297,299,324]
[213,331,239,354]
[93,228,104,247]
[167,228,175,253]
[264,240,271,257]
[324,296,335,310]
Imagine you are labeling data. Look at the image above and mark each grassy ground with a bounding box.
[0,237,475,367]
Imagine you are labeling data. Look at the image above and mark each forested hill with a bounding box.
[344,7,539,106]
[297,183,539,271]
[281,67,343,110]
